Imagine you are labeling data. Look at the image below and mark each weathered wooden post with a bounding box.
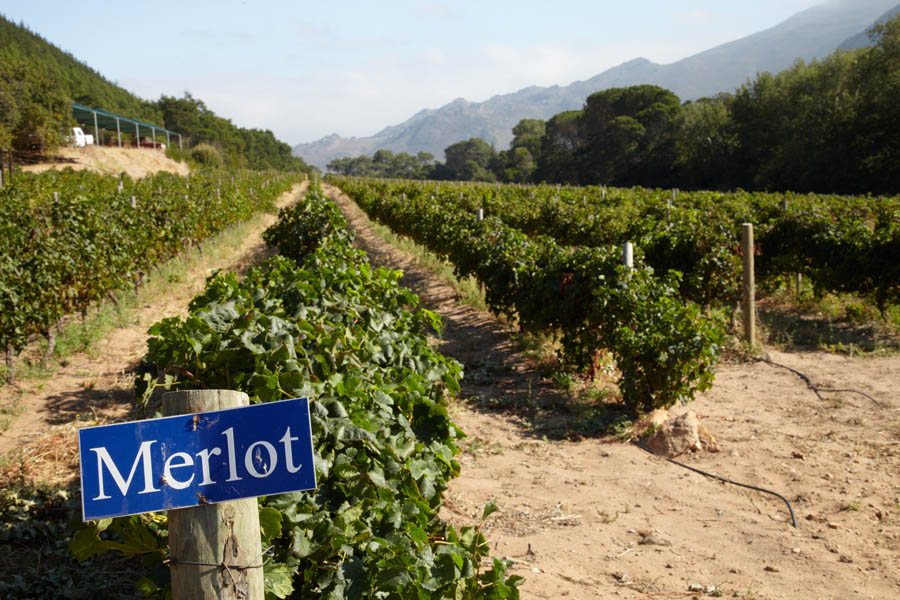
[742,223,756,346]
[477,208,484,221]
[163,390,264,600]
[4,344,14,384]
[0,149,5,187]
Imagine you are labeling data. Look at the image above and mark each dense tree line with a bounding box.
[335,16,900,195]
[156,93,306,171]
[327,149,435,178]
[0,15,309,171]
[536,16,900,194]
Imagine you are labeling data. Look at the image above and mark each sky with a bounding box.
[2,0,826,145]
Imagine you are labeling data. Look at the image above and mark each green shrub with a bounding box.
[189,143,223,167]
[163,145,188,164]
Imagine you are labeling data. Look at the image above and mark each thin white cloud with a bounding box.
[291,21,328,40]
[680,9,714,24]
[415,0,455,18]
[422,46,447,65]
[177,27,257,43]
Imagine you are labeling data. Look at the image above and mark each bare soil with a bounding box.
[21,145,190,178]
[326,183,900,600]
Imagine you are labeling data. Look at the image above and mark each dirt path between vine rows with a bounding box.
[325,183,900,600]
[0,182,306,462]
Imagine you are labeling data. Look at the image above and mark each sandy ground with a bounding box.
[21,145,190,178]
[325,183,900,600]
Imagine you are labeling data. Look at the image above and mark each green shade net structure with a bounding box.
[72,102,182,149]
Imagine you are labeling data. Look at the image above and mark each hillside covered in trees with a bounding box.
[0,15,309,172]
[330,15,900,195]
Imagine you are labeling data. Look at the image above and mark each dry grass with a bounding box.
[757,289,900,354]
[21,145,190,178]
[0,424,81,490]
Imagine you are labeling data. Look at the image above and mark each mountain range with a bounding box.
[293,0,900,170]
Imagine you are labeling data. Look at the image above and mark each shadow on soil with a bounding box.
[759,304,900,354]
[397,270,632,441]
[41,385,136,427]
[10,149,79,166]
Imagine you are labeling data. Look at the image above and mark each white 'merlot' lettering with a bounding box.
[163,452,195,489]
[91,440,159,500]
[222,427,241,482]
[245,441,277,478]
[89,424,307,503]
[280,427,303,473]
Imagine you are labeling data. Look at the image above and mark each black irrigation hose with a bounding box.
[634,441,798,528]
[756,357,884,409]
[631,354,882,530]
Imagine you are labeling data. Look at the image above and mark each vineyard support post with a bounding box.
[163,390,265,600]
[742,223,756,347]
[0,149,4,187]
[623,242,633,268]
[6,149,12,184]
[477,208,484,221]
[4,345,14,384]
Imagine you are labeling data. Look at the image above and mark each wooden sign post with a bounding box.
[79,393,317,598]
[163,390,264,599]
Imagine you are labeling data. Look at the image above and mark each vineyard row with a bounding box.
[329,176,725,413]
[0,168,299,382]
[335,177,900,312]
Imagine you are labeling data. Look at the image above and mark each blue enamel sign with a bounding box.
[78,398,316,521]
